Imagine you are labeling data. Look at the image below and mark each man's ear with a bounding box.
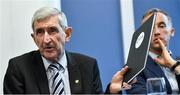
[65,27,72,42]
[31,33,37,45]
[170,28,175,37]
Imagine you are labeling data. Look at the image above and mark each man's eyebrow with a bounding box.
[158,22,166,26]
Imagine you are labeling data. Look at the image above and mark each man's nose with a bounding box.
[43,32,51,43]
[153,26,160,35]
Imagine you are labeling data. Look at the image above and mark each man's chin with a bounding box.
[152,44,160,48]
[43,53,58,62]
[151,46,162,52]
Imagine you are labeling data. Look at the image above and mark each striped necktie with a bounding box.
[48,63,65,94]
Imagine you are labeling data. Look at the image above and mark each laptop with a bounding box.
[123,13,157,83]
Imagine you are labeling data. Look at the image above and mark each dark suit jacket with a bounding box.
[127,56,180,94]
[3,50,103,94]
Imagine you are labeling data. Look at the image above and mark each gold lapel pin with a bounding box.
[75,80,79,84]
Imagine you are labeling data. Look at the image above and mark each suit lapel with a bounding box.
[66,51,82,94]
[146,56,165,77]
[32,51,50,94]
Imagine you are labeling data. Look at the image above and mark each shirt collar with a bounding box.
[57,51,67,70]
[149,51,159,59]
[42,51,67,71]
[149,49,172,59]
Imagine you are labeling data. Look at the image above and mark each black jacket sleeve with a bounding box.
[3,59,24,94]
[105,83,122,94]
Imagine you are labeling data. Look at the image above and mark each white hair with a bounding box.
[31,7,68,31]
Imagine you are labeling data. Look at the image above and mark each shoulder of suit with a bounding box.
[9,50,39,62]
[67,51,99,69]
[67,51,97,61]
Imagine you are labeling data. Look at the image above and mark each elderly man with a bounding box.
[3,7,103,94]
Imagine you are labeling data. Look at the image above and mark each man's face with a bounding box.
[143,12,174,53]
[32,15,71,61]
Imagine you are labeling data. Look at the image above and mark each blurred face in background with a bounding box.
[32,15,72,62]
[142,12,174,55]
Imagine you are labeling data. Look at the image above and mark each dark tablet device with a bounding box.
[123,13,157,83]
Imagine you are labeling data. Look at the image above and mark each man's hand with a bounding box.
[154,39,176,68]
[109,66,132,93]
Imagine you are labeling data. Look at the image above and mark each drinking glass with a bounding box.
[146,77,166,95]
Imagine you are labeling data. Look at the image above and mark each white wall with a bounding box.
[120,0,135,63]
[0,0,60,93]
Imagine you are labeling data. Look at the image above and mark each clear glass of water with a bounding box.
[146,77,166,95]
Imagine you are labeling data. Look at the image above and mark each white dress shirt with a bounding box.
[42,51,71,94]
